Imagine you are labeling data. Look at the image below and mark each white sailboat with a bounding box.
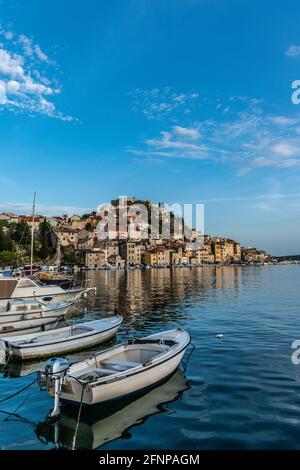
[0,193,96,308]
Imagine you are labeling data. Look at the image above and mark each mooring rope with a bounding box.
[0,375,37,404]
[71,384,85,450]
[181,342,195,372]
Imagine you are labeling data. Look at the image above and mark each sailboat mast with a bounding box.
[30,192,36,276]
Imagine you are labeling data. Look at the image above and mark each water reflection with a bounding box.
[1,266,300,449]
[35,369,188,450]
[1,267,247,379]
[80,267,247,330]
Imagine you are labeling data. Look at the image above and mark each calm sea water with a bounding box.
[1,265,300,450]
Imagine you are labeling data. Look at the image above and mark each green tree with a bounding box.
[0,225,13,251]
[13,221,31,246]
[39,219,53,260]
[0,250,15,266]
[61,246,80,265]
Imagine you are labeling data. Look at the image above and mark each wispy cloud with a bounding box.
[286,45,300,57]
[128,93,300,172]
[0,24,74,121]
[0,202,93,216]
[204,191,300,204]
[129,87,199,121]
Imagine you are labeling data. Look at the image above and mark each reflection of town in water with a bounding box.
[81,266,246,328]
[1,265,289,450]
[1,267,247,379]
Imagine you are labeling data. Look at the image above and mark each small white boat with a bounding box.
[0,316,62,337]
[0,316,123,362]
[40,328,190,418]
[0,299,73,324]
[0,277,96,308]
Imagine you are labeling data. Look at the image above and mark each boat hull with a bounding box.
[0,303,72,324]
[0,288,94,309]
[0,317,61,337]
[7,323,121,361]
[46,330,190,405]
[63,349,187,406]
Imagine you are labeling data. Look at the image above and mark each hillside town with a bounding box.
[0,196,273,269]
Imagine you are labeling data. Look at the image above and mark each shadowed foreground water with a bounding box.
[1,265,300,450]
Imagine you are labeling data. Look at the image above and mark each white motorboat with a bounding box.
[36,369,188,449]
[0,316,63,337]
[0,299,73,324]
[0,277,96,309]
[0,267,13,277]
[40,328,190,417]
[0,316,123,362]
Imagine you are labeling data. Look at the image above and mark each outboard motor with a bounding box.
[44,357,69,420]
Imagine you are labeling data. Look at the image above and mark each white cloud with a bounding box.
[19,34,33,57]
[0,24,74,121]
[272,142,297,157]
[6,79,21,94]
[4,31,13,41]
[286,45,300,57]
[22,76,54,95]
[130,87,199,121]
[268,115,297,126]
[34,44,48,62]
[128,94,300,171]
[146,130,205,152]
[0,49,24,77]
[0,80,7,104]
[204,191,300,204]
[173,125,200,139]
[0,203,93,216]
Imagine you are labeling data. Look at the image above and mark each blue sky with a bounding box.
[0,0,300,254]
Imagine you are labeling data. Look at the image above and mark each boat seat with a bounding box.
[78,367,117,380]
[93,367,117,376]
[101,359,140,371]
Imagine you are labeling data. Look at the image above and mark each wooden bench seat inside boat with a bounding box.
[73,345,170,382]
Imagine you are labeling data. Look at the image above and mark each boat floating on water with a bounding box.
[39,328,190,418]
[0,316,123,362]
[0,277,96,308]
[0,299,73,324]
[0,315,63,337]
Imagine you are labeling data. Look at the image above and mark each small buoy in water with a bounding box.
[216,334,224,339]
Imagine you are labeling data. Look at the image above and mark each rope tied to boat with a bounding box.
[0,375,37,404]
[71,382,86,450]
